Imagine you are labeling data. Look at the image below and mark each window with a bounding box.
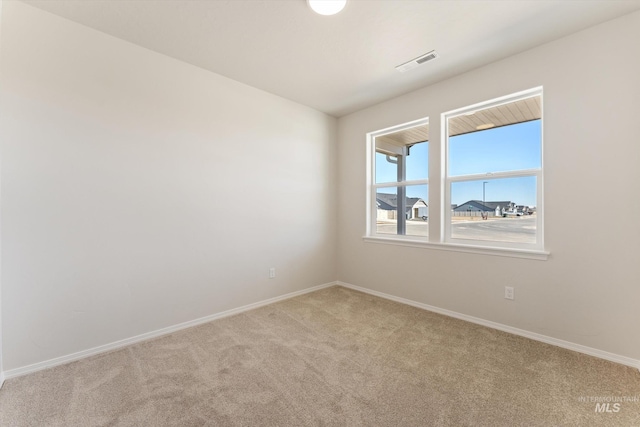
[445,88,543,250]
[369,118,429,238]
[366,88,545,258]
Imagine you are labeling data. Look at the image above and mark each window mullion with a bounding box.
[448,169,540,182]
[373,182,401,189]
[373,180,429,191]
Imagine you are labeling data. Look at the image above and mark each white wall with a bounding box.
[338,11,640,361]
[0,0,4,388]
[1,1,638,377]
[0,2,337,371]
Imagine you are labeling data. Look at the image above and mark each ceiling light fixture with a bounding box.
[476,123,495,130]
[307,0,346,16]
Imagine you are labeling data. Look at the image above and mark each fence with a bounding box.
[452,211,498,218]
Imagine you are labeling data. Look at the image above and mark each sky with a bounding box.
[376,120,541,206]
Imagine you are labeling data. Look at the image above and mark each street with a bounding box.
[377,216,537,243]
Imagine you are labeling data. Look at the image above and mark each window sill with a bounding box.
[362,236,549,260]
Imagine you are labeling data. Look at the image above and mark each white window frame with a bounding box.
[366,117,429,241]
[443,87,544,252]
[365,87,548,260]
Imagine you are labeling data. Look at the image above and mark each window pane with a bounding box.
[375,152,398,184]
[405,184,429,237]
[376,186,428,237]
[449,119,541,176]
[406,141,428,181]
[376,188,398,235]
[375,121,429,184]
[450,177,537,244]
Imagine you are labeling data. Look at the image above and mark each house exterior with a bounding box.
[376,193,428,220]
[410,199,428,219]
[453,200,515,217]
[452,200,536,217]
[516,205,534,215]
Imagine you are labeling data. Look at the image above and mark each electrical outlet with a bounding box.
[504,286,514,300]
[269,267,276,279]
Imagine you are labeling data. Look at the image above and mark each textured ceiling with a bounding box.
[20,0,640,117]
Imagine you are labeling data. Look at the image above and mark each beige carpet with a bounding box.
[0,286,638,426]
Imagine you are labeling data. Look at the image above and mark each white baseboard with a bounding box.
[3,281,338,380]
[5,279,637,381]
[337,281,640,371]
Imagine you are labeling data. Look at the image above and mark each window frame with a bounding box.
[365,87,548,260]
[443,87,544,252]
[367,117,429,241]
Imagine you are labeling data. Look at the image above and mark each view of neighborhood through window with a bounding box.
[369,88,543,252]
[445,89,542,247]
[373,119,429,237]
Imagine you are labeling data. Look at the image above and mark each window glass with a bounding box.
[406,141,428,181]
[450,177,536,244]
[449,120,541,176]
[405,184,429,237]
[375,188,398,235]
[375,152,398,184]
[375,185,429,237]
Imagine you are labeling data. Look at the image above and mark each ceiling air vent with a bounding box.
[395,50,438,73]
